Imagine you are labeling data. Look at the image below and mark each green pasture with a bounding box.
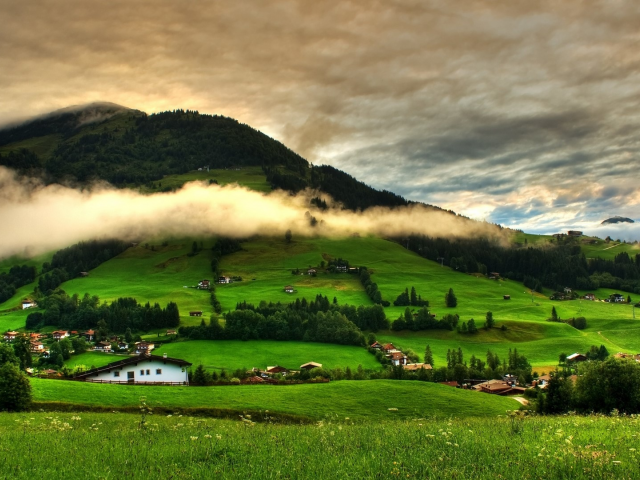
[152,340,380,372]
[581,239,639,260]
[30,378,516,419]
[59,240,216,326]
[2,412,640,479]
[63,351,129,370]
[140,166,271,193]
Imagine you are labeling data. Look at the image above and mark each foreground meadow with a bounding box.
[1,412,639,479]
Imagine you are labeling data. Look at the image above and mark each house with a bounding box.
[244,375,265,384]
[403,363,432,371]
[198,279,211,289]
[217,276,231,284]
[21,300,36,309]
[94,341,112,353]
[29,332,44,341]
[503,374,518,386]
[567,231,583,236]
[300,362,322,370]
[82,329,95,341]
[370,341,384,350]
[382,343,399,353]
[307,268,317,275]
[74,353,192,384]
[284,285,294,293]
[564,287,572,294]
[30,341,45,353]
[52,330,69,341]
[534,374,551,389]
[166,330,177,336]
[610,293,626,303]
[566,353,587,362]
[389,351,407,366]
[135,341,155,354]
[117,342,129,351]
[614,352,640,362]
[4,331,19,342]
[583,293,596,301]
[79,271,89,277]
[335,265,347,273]
[489,272,500,279]
[266,365,288,375]
[189,311,203,317]
[473,379,524,395]
[503,295,511,300]
[348,267,359,274]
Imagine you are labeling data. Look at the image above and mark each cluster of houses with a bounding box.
[370,341,433,370]
[551,289,629,303]
[3,328,163,358]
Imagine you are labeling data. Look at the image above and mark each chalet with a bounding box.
[266,365,288,375]
[29,332,44,341]
[30,341,44,353]
[503,295,511,300]
[82,329,95,341]
[389,351,407,366]
[217,276,231,284]
[74,353,191,384]
[489,272,500,279]
[348,267,359,274]
[614,352,640,362]
[503,374,518,386]
[94,341,112,353]
[534,374,551,389]
[564,287,572,294]
[567,230,583,237]
[166,330,177,336]
[52,330,69,341]
[300,362,322,370]
[566,353,587,362]
[198,279,211,289]
[403,363,432,371]
[335,265,347,273]
[307,268,317,275]
[189,311,203,317]
[370,341,384,350]
[382,343,399,353]
[610,293,626,303]
[284,285,294,294]
[583,293,596,301]
[21,300,36,309]
[117,342,129,351]
[4,331,19,342]
[473,379,524,395]
[135,341,155,354]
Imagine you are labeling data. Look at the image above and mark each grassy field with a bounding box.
[1,411,639,478]
[63,351,130,370]
[150,340,380,372]
[30,378,516,419]
[139,166,272,193]
[581,238,640,260]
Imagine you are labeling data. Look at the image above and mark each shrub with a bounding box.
[0,362,32,411]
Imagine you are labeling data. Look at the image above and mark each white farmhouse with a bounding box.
[74,353,192,384]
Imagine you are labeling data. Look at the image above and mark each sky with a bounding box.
[1,0,639,238]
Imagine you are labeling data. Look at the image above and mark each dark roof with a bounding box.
[74,354,191,378]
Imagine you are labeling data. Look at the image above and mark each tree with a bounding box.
[285,229,292,244]
[0,344,19,366]
[543,372,574,414]
[559,352,567,364]
[467,319,478,333]
[445,288,457,308]
[424,344,434,366]
[125,328,133,343]
[12,336,32,370]
[71,337,88,354]
[550,306,558,321]
[192,364,208,385]
[0,362,32,411]
[410,286,418,306]
[485,311,494,329]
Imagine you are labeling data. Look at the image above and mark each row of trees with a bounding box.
[26,291,180,332]
[359,268,388,306]
[393,286,429,307]
[391,307,459,331]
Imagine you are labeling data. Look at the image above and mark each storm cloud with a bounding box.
[1,1,639,235]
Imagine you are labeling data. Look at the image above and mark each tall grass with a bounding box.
[1,411,639,478]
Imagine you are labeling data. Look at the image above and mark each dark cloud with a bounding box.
[1,0,639,235]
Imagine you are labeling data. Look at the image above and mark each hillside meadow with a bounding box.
[30,378,516,420]
[1,411,639,479]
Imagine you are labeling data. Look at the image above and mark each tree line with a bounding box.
[403,234,640,294]
[26,290,179,333]
[179,294,389,346]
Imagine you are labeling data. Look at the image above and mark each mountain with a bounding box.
[601,216,635,225]
[0,104,423,212]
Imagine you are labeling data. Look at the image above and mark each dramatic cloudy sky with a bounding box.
[1,0,639,237]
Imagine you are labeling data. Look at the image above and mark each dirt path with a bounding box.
[598,331,623,351]
[512,397,529,406]
[603,243,621,250]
